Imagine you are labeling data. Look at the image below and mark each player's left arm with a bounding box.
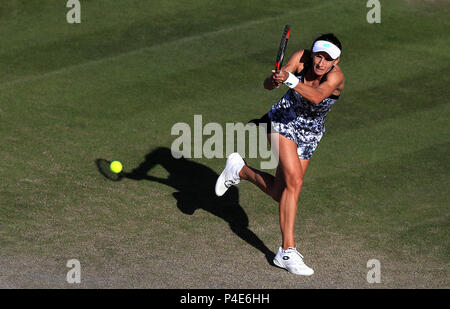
[291,70,344,104]
[264,50,303,90]
[273,69,344,104]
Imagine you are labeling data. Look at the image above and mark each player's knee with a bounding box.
[285,173,303,194]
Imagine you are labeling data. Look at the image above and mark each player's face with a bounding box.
[312,52,338,76]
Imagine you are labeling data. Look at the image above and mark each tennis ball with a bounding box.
[110,161,123,174]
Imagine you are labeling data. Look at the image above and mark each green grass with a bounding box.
[0,0,448,288]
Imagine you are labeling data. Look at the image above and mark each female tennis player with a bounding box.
[216,33,345,275]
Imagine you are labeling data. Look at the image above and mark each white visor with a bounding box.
[312,40,341,59]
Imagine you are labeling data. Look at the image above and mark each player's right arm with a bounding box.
[264,50,305,90]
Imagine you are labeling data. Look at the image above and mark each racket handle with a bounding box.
[275,62,281,73]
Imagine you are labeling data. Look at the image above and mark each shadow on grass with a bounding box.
[95,147,275,265]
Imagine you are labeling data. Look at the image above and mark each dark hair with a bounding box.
[311,33,342,52]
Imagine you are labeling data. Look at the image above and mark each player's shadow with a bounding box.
[96,147,275,264]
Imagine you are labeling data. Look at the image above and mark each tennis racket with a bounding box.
[274,25,291,73]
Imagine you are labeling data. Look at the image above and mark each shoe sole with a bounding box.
[215,153,243,197]
[273,258,286,270]
[215,170,228,197]
[273,257,314,276]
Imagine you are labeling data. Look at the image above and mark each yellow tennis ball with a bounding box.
[110,161,123,174]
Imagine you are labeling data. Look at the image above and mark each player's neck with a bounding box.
[305,67,323,83]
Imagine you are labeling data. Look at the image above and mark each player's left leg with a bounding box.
[299,159,309,178]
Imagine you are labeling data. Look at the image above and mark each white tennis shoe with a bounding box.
[215,153,245,197]
[273,247,314,276]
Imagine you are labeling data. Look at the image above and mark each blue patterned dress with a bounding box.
[268,70,340,159]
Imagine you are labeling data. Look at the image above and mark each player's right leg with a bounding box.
[217,132,291,202]
[238,164,282,202]
[237,132,286,202]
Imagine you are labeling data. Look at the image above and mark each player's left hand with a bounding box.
[272,70,289,84]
